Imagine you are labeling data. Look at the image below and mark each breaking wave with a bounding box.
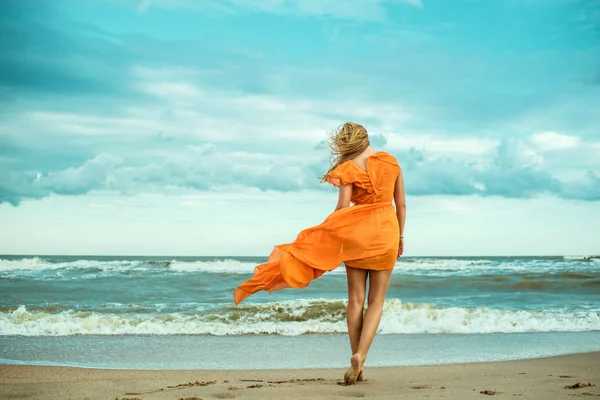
[2,299,598,336]
[2,257,599,278]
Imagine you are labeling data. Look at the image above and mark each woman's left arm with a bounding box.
[334,183,353,211]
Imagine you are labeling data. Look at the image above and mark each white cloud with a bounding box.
[495,138,543,169]
[16,111,156,138]
[386,132,497,157]
[4,60,600,205]
[530,131,581,151]
[497,98,600,139]
[6,132,600,207]
[137,82,201,99]
[126,66,412,143]
[39,153,124,194]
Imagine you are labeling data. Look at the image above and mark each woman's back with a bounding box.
[326,151,400,205]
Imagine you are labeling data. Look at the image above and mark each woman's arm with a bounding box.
[334,183,353,211]
[393,168,406,256]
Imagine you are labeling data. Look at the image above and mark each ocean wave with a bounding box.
[169,260,263,274]
[0,258,257,275]
[168,260,349,274]
[394,258,600,278]
[0,258,345,276]
[398,258,495,268]
[399,261,529,275]
[0,257,56,271]
[1,299,598,336]
[1,257,598,280]
[389,272,600,291]
[0,258,144,272]
[564,255,600,262]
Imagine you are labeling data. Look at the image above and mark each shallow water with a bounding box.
[1,332,599,369]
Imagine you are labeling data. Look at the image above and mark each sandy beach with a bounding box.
[1,352,598,400]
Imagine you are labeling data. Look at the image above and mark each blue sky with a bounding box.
[0,0,598,256]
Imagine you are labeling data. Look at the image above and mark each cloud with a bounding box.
[560,171,600,201]
[495,139,543,169]
[0,146,324,206]
[133,0,422,20]
[2,0,598,139]
[2,136,600,206]
[1,0,599,207]
[530,131,581,151]
[400,138,596,200]
[0,154,124,206]
[369,134,388,148]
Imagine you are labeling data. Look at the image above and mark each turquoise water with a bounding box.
[1,255,599,368]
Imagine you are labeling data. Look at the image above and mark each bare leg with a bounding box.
[347,269,393,384]
[344,266,367,383]
[345,266,367,354]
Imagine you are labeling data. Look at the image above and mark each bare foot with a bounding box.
[344,366,352,383]
[357,368,366,382]
[345,353,364,385]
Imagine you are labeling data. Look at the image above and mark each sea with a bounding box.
[1,255,599,370]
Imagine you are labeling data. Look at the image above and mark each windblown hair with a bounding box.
[319,122,370,183]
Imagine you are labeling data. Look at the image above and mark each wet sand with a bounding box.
[1,352,598,399]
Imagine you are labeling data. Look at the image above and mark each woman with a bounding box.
[234,122,406,385]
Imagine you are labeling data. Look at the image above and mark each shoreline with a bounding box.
[2,352,598,399]
[1,347,599,371]
[3,331,600,370]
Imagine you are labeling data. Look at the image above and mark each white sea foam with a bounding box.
[169,260,259,274]
[0,258,143,272]
[0,257,54,271]
[564,255,600,261]
[396,259,508,275]
[169,259,346,274]
[0,258,255,275]
[1,257,598,278]
[395,258,600,276]
[1,299,598,336]
[0,258,345,275]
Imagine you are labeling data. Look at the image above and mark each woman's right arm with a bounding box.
[393,168,406,256]
[334,183,353,211]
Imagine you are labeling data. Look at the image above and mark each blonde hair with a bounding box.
[319,122,370,183]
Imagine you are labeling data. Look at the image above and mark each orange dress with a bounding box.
[233,151,401,305]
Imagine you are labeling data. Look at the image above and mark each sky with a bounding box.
[0,0,599,256]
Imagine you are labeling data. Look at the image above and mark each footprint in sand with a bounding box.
[267,378,325,385]
[480,389,501,395]
[167,380,217,389]
[565,382,595,389]
[211,393,236,399]
[409,384,428,389]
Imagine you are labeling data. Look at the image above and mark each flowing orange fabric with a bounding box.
[234,152,401,305]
